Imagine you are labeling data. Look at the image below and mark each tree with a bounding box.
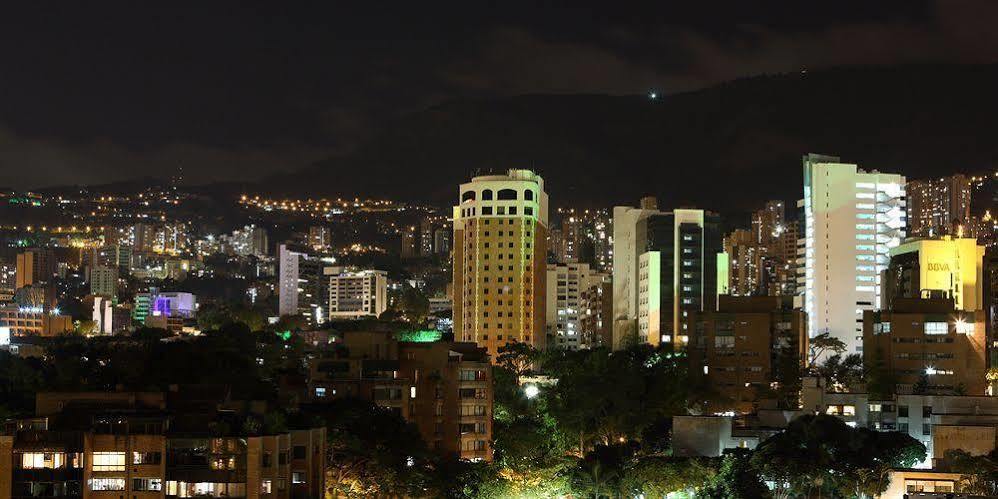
[770,345,804,409]
[807,332,846,368]
[308,398,432,498]
[496,342,537,382]
[621,456,714,498]
[74,319,98,335]
[945,449,998,496]
[752,414,925,499]
[398,285,430,324]
[701,449,769,499]
[817,353,864,392]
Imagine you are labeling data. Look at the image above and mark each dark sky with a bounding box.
[1,0,997,189]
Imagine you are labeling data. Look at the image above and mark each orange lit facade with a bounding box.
[453,170,548,358]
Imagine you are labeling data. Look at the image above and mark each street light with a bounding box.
[524,384,540,399]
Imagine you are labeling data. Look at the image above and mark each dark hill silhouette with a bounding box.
[229,64,998,213]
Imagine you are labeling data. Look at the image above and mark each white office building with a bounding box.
[798,154,906,356]
[326,268,388,319]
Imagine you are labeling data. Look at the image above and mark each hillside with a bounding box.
[272,63,998,213]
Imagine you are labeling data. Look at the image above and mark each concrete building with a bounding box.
[325,268,387,320]
[0,306,73,337]
[545,263,608,350]
[91,296,131,335]
[224,225,269,258]
[433,226,451,256]
[907,174,972,238]
[798,153,906,357]
[306,330,493,461]
[0,258,14,296]
[132,289,196,332]
[882,236,985,312]
[554,209,613,272]
[307,225,332,251]
[863,298,987,396]
[277,245,330,323]
[400,226,419,260]
[580,277,612,349]
[803,379,998,469]
[689,296,807,413]
[612,198,722,349]
[88,266,118,299]
[671,415,774,458]
[0,391,326,499]
[452,169,548,358]
[723,229,762,297]
[15,249,55,290]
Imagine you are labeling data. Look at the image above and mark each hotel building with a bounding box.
[452,169,548,357]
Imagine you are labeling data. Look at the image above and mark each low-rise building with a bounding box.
[863,297,987,396]
[306,329,493,461]
[0,305,73,337]
[0,391,326,499]
[325,268,387,320]
[689,295,807,413]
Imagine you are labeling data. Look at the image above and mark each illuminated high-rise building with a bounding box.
[401,225,419,259]
[545,262,608,350]
[554,208,613,272]
[308,225,333,251]
[751,200,786,248]
[452,169,548,358]
[419,218,436,257]
[882,236,985,312]
[278,244,332,323]
[15,249,55,289]
[798,154,906,356]
[724,229,761,296]
[612,198,722,349]
[906,174,972,237]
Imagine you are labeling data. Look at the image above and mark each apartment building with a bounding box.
[0,391,326,499]
[305,330,493,461]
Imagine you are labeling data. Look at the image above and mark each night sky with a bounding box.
[1,1,996,190]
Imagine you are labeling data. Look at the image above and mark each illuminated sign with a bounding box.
[0,327,9,346]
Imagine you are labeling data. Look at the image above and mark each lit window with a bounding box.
[924,322,948,335]
[132,478,162,492]
[21,452,65,469]
[261,480,273,494]
[92,452,125,471]
[315,387,326,397]
[89,478,126,491]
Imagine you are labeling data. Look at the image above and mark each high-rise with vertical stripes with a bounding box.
[453,170,548,358]
[798,154,906,357]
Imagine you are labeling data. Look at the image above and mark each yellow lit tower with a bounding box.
[453,169,548,358]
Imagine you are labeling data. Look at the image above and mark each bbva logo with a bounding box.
[927,262,951,271]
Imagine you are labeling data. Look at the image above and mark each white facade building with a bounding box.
[546,262,607,350]
[326,268,388,319]
[798,154,906,355]
[611,197,662,348]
